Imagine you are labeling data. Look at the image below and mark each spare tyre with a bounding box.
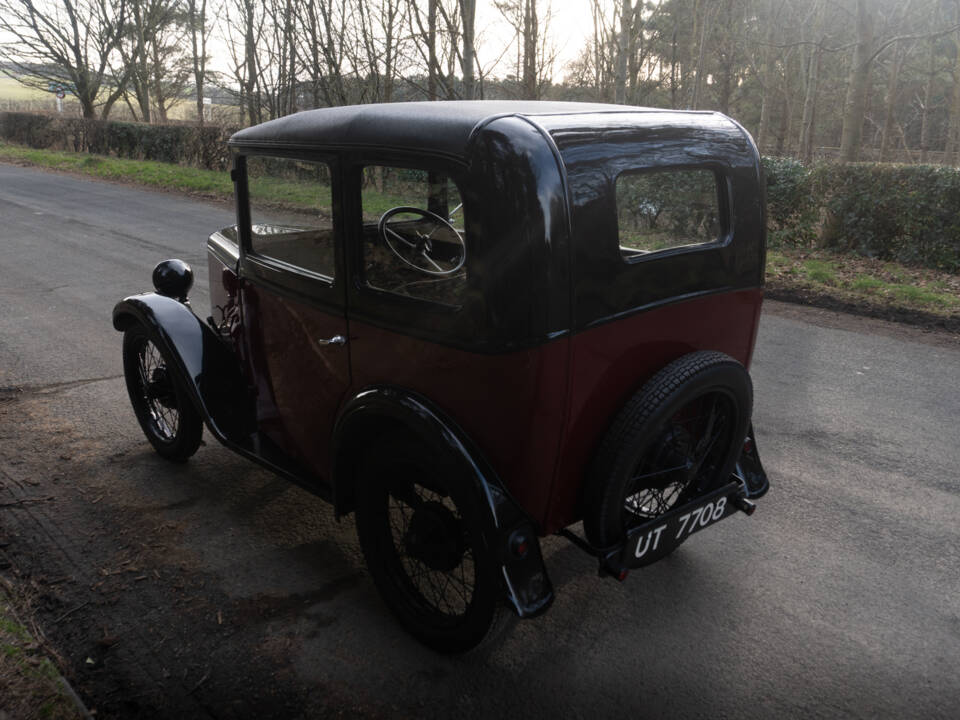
[582,351,752,548]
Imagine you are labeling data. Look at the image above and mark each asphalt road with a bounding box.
[1,164,958,718]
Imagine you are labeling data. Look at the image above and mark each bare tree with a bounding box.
[186,0,213,125]
[495,0,555,99]
[946,23,960,163]
[119,0,190,123]
[460,0,477,98]
[0,0,130,119]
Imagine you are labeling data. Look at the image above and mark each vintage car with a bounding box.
[113,100,770,652]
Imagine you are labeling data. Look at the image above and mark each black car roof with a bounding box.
[228,100,734,159]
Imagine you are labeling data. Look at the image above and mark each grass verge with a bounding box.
[0,141,235,198]
[767,248,960,333]
[0,578,83,719]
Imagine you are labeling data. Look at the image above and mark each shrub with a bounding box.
[763,157,960,272]
[0,111,235,171]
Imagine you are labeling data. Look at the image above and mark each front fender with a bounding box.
[333,386,554,619]
[113,293,253,442]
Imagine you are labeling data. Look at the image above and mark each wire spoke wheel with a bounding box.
[356,439,504,653]
[621,391,736,531]
[135,339,181,442]
[122,323,203,462]
[387,482,477,618]
[584,351,752,548]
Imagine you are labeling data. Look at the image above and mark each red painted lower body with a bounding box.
[348,288,763,535]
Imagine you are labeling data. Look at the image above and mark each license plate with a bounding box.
[618,481,743,569]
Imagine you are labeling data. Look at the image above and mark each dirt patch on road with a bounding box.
[0,381,385,719]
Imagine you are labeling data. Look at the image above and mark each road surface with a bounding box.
[1,164,958,718]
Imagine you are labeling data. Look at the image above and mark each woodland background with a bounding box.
[1,0,960,164]
[2,0,960,273]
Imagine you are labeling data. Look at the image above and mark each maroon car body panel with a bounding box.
[345,288,761,535]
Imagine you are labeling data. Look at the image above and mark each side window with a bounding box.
[359,166,466,306]
[246,156,335,278]
[616,168,722,260]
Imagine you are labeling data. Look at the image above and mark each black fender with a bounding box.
[734,422,770,498]
[113,292,254,443]
[332,386,554,619]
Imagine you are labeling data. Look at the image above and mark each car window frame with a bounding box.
[336,149,493,347]
[614,164,733,265]
[234,149,345,307]
[350,156,470,308]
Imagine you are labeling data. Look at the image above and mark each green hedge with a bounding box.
[0,111,235,171]
[764,156,960,272]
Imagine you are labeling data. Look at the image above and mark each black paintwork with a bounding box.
[537,111,766,330]
[735,423,770,498]
[151,259,195,302]
[228,100,629,158]
[333,386,554,618]
[228,102,764,352]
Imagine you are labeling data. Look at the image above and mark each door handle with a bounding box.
[317,334,347,346]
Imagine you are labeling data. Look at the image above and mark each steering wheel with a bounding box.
[378,206,465,276]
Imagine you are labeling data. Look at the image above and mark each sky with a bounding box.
[475,1,596,79]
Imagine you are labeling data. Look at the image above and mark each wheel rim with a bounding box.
[622,390,736,528]
[134,339,180,443]
[386,480,477,619]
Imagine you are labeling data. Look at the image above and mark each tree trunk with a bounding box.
[878,42,905,161]
[428,0,438,100]
[798,40,822,164]
[774,89,788,154]
[460,0,476,99]
[243,0,259,124]
[946,31,960,164]
[189,0,207,126]
[756,0,777,150]
[522,0,538,99]
[615,0,630,104]
[919,37,937,164]
[691,1,710,110]
[592,2,603,101]
[152,41,168,124]
[838,0,874,162]
[670,24,678,109]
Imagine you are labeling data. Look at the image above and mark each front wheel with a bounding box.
[122,323,203,462]
[355,437,505,653]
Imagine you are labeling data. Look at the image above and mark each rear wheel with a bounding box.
[122,323,203,462]
[356,437,504,653]
[583,351,752,548]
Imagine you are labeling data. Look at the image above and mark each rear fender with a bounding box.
[734,423,770,498]
[333,386,554,619]
[113,292,253,442]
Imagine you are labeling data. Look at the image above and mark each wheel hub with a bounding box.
[404,500,466,572]
[146,367,177,408]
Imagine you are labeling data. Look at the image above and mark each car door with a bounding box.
[237,152,350,482]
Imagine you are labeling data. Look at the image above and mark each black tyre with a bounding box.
[356,436,505,653]
[122,323,203,462]
[583,351,752,548]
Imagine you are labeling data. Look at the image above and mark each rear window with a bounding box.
[616,168,722,260]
